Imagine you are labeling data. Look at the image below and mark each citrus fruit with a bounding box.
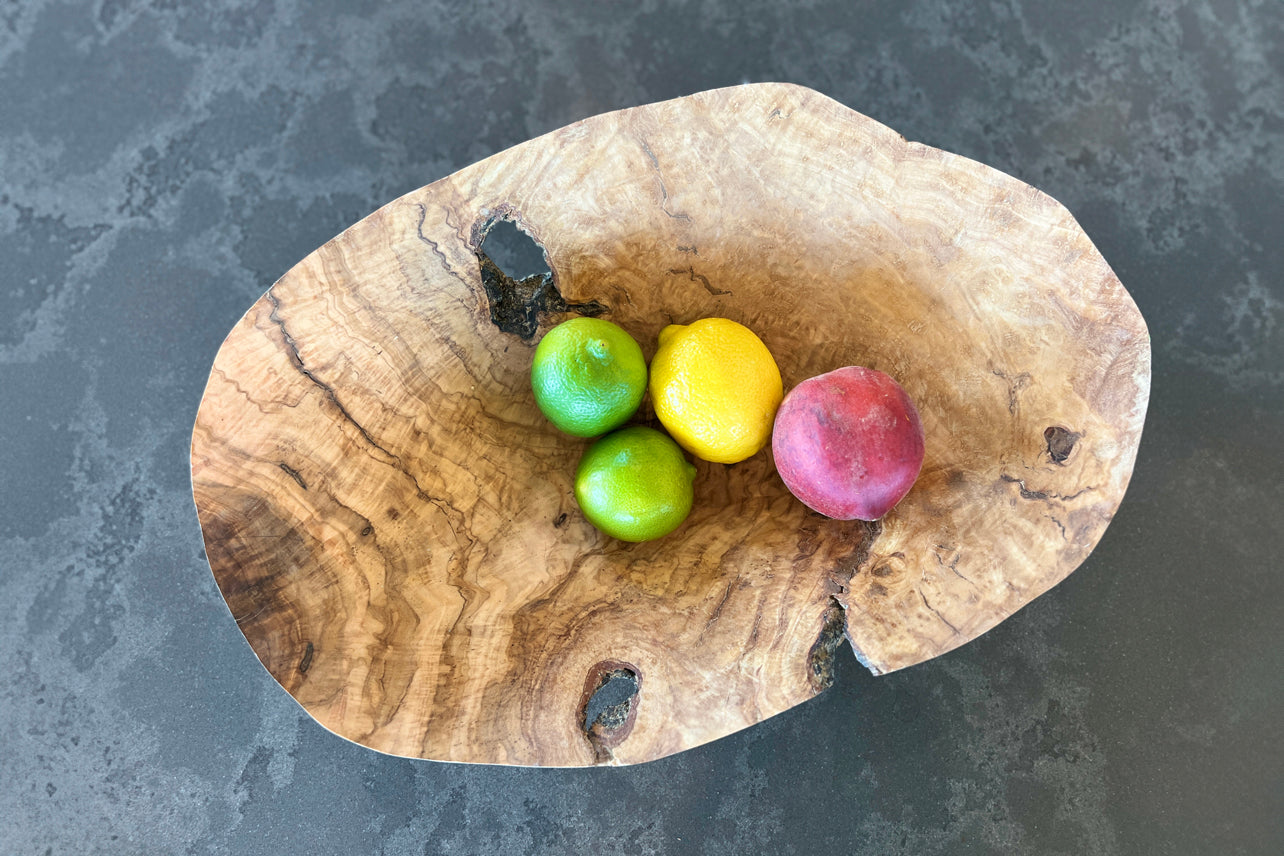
[648,317,783,464]
[531,317,647,437]
[574,426,698,542]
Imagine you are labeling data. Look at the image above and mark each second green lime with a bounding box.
[575,426,698,542]
[531,317,647,437]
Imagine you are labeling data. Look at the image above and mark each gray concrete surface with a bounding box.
[2,0,1281,853]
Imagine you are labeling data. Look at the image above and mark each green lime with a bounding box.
[531,318,647,437]
[574,426,698,542]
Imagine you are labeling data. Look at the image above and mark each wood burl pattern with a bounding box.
[191,84,1150,766]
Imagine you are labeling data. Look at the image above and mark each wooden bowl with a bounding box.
[191,83,1150,766]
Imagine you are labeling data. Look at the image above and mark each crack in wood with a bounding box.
[1000,473,1097,503]
[414,203,466,287]
[806,598,848,692]
[668,265,730,296]
[933,545,978,589]
[991,368,1032,416]
[298,641,314,674]
[266,288,400,462]
[266,288,470,570]
[639,138,692,221]
[277,462,307,491]
[919,590,961,635]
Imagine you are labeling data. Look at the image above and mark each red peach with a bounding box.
[772,366,925,521]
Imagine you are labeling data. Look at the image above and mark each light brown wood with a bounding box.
[191,83,1150,766]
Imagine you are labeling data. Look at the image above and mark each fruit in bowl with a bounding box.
[574,426,697,542]
[773,366,925,522]
[649,317,783,465]
[531,317,647,437]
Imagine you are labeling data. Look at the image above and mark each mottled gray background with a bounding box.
[2,0,1281,853]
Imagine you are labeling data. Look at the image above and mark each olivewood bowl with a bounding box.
[191,83,1150,766]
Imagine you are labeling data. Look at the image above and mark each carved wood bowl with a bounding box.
[191,83,1150,766]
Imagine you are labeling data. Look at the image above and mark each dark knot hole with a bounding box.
[584,669,639,734]
[578,660,641,761]
[1044,425,1082,465]
[479,218,552,281]
[473,216,606,341]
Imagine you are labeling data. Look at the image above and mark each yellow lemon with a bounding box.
[649,318,783,464]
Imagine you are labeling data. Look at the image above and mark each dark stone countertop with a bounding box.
[2,1,1280,853]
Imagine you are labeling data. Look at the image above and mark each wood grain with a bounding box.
[191,83,1150,766]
